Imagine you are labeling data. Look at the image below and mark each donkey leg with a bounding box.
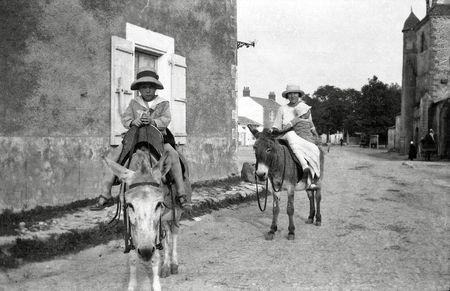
[315,189,322,226]
[160,223,171,278]
[170,223,179,274]
[306,190,315,224]
[127,251,138,291]
[265,192,280,240]
[287,189,295,240]
[150,251,161,291]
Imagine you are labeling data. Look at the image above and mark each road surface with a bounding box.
[2,146,449,290]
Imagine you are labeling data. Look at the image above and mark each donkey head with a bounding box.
[248,125,282,180]
[104,149,171,261]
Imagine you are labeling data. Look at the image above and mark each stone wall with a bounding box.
[430,15,450,156]
[0,0,237,211]
[430,16,450,103]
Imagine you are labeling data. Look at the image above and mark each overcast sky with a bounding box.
[237,0,427,103]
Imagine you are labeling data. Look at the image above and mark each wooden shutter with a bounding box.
[110,36,135,145]
[171,54,187,144]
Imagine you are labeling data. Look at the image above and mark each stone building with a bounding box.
[238,87,280,127]
[400,0,450,156]
[237,87,280,145]
[0,0,237,211]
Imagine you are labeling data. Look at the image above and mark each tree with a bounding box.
[311,85,353,136]
[352,76,401,141]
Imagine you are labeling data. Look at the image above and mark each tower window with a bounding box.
[420,32,428,52]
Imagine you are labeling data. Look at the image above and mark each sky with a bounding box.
[237,0,427,104]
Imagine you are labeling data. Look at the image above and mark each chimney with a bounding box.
[268,92,276,101]
[243,86,250,97]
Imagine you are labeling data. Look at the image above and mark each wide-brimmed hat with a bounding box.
[130,67,164,90]
[281,84,305,98]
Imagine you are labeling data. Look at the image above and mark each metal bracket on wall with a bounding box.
[237,40,256,49]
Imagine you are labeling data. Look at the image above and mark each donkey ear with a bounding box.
[151,152,171,183]
[103,157,135,184]
[247,124,260,138]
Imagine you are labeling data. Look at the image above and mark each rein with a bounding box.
[129,181,160,189]
[255,176,268,211]
[254,144,287,212]
[155,206,166,250]
[270,145,287,192]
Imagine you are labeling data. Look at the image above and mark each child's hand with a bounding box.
[131,118,143,127]
[141,114,150,124]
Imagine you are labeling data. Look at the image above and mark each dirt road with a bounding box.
[2,146,449,290]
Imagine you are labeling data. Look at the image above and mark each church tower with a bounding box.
[400,10,419,153]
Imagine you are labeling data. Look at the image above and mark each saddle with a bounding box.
[114,125,187,185]
[278,139,303,183]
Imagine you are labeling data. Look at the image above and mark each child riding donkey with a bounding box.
[91,67,192,211]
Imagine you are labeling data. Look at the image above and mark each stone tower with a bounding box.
[400,10,419,153]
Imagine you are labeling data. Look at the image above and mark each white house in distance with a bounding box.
[237,116,261,146]
[237,87,280,146]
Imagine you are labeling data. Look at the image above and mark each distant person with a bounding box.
[340,138,344,147]
[421,128,437,161]
[327,141,331,153]
[408,141,417,161]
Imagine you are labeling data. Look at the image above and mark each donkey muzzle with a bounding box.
[138,247,155,261]
[255,172,267,181]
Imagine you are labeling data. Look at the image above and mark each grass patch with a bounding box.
[2,222,124,268]
[191,175,242,191]
[0,198,98,236]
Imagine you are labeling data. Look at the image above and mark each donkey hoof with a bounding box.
[160,265,171,278]
[170,263,179,274]
[315,221,321,226]
[305,218,314,224]
[287,233,295,240]
[265,232,274,240]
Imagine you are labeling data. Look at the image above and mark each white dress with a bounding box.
[272,102,321,179]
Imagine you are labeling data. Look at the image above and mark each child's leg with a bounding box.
[91,144,123,211]
[163,143,191,208]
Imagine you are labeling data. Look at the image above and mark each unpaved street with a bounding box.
[2,147,449,290]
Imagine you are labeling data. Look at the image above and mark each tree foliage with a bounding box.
[305,76,401,140]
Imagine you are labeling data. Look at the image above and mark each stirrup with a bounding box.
[177,195,192,210]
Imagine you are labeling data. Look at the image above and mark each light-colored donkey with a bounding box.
[105,149,185,291]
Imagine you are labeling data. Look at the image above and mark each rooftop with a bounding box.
[248,96,280,113]
[238,116,261,126]
[403,11,420,31]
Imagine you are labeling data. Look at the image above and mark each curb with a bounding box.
[0,182,261,268]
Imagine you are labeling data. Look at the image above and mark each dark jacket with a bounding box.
[408,143,417,159]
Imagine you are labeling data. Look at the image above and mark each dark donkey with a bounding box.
[248,125,324,240]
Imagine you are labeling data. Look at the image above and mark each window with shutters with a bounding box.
[110,23,187,145]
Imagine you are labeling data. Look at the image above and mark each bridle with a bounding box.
[254,144,287,212]
[124,199,167,251]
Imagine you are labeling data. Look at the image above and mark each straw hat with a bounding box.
[281,84,305,98]
[130,67,164,90]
